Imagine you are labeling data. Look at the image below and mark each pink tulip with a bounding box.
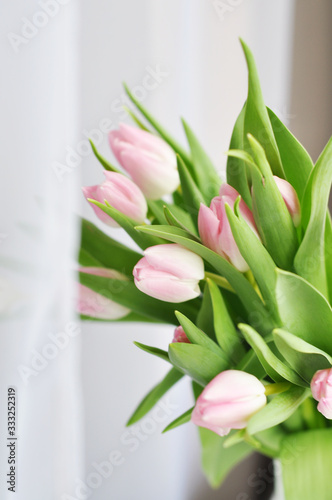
[133,244,205,303]
[273,176,301,226]
[311,368,332,419]
[191,370,267,436]
[77,267,130,320]
[172,326,190,343]
[82,171,147,227]
[198,184,259,272]
[109,123,179,200]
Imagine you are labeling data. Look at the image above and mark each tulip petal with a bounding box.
[119,123,176,165]
[120,148,179,199]
[143,244,205,281]
[77,284,130,319]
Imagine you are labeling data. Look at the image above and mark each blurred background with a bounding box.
[1,1,332,499]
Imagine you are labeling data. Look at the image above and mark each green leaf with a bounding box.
[147,200,168,224]
[294,136,332,297]
[80,312,161,323]
[273,329,332,382]
[175,311,226,359]
[162,407,193,433]
[267,107,313,200]
[248,135,298,270]
[275,270,332,356]
[79,272,198,325]
[123,83,192,166]
[196,282,216,341]
[182,118,220,202]
[90,201,163,250]
[198,428,252,488]
[223,429,246,448]
[207,278,245,362]
[133,342,169,364]
[79,218,141,275]
[325,216,332,303]
[239,324,306,386]
[225,200,281,323]
[136,224,276,336]
[177,155,206,227]
[240,39,284,177]
[163,205,199,238]
[89,139,121,172]
[126,368,183,426]
[226,103,252,207]
[281,429,332,500]
[247,386,309,435]
[123,105,150,131]
[168,343,228,386]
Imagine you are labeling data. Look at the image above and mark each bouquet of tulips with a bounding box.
[78,40,332,499]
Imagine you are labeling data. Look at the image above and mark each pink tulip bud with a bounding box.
[191,370,267,436]
[77,267,130,320]
[311,368,332,419]
[172,326,190,343]
[198,184,259,272]
[109,123,179,200]
[273,176,301,226]
[82,171,147,227]
[133,244,205,303]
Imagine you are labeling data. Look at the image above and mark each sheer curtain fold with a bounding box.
[0,1,83,499]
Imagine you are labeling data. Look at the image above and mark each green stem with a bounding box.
[264,382,291,396]
[244,433,279,458]
[204,272,235,293]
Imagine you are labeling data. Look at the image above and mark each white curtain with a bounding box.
[1,1,296,499]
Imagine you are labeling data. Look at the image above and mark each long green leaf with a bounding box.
[168,343,228,386]
[177,155,206,227]
[281,429,332,500]
[226,103,252,207]
[267,108,313,200]
[89,139,121,172]
[126,368,183,426]
[240,39,284,177]
[275,270,332,356]
[198,428,252,488]
[162,407,193,433]
[79,218,141,275]
[134,342,169,364]
[175,311,226,359]
[248,135,298,270]
[239,324,306,386]
[294,136,332,297]
[207,278,245,362]
[90,200,164,250]
[247,386,309,435]
[182,118,220,202]
[273,329,332,382]
[225,200,281,323]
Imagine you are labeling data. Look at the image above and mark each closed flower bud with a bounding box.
[192,370,267,436]
[172,326,190,343]
[198,184,259,272]
[82,171,147,227]
[133,244,204,303]
[77,267,130,320]
[273,176,301,226]
[109,123,179,199]
[311,368,332,419]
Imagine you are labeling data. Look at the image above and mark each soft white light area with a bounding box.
[0,1,83,499]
